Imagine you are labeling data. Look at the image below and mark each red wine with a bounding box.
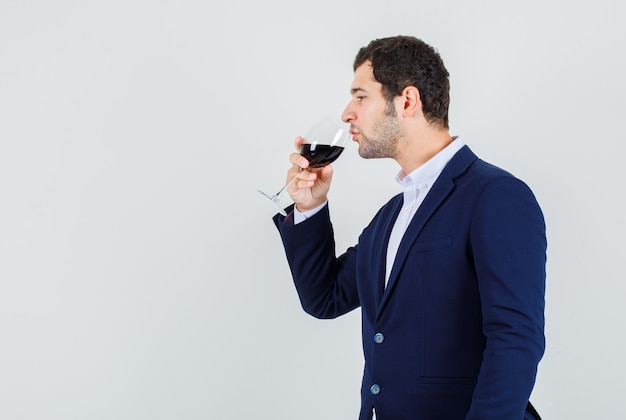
[300,144,345,168]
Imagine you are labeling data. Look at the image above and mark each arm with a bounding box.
[273,203,360,319]
[466,177,546,419]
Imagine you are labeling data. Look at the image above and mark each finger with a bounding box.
[289,151,309,170]
[319,163,333,181]
[286,165,298,178]
[293,137,310,168]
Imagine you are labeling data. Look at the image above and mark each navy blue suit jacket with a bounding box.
[274,146,546,419]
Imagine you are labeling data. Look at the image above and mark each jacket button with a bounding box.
[373,333,384,344]
[370,384,381,395]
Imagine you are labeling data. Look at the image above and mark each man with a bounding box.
[273,36,546,419]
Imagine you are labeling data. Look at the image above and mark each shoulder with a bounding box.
[452,146,533,191]
[452,146,515,180]
[446,147,543,215]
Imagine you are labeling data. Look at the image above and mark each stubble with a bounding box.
[357,106,404,160]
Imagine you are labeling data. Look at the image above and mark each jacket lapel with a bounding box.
[372,195,403,310]
[376,146,478,319]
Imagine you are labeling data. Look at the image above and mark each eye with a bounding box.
[356,96,365,101]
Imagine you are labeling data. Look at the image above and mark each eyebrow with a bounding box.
[350,87,366,95]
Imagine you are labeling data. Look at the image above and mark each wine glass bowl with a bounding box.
[299,117,349,167]
[258,116,351,216]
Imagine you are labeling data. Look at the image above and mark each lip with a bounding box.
[349,129,360,141]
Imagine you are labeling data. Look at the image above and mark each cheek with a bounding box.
[359,108,378,129]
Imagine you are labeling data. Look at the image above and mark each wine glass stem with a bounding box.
[274,168,301,197]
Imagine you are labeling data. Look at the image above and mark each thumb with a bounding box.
[319,163,334,182]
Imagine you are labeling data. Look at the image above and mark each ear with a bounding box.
[400,86,422,118]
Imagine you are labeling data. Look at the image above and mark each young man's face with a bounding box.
[342,61,403,160]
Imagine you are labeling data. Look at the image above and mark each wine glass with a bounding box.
[258,116,351,216]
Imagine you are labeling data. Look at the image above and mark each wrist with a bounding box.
[295,199,326,213]
[294,200,328,223]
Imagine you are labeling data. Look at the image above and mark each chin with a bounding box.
[358,148,376,159]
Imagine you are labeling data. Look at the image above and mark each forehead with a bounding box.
[351,62,382,94]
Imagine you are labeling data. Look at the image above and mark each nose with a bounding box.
[341,102,354,124]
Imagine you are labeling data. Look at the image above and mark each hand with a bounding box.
[286,136,333,212]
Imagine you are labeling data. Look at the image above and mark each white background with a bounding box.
[1,0,624,418]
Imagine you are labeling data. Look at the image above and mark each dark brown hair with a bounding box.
[354,35,450,129]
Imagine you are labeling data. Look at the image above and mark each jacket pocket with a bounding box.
[416,375,477,385]
[411,236,452,253]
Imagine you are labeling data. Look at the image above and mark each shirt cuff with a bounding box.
[293,201,328,224]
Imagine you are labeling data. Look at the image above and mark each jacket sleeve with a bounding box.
[273,203,361,319]
[465,176,546,419]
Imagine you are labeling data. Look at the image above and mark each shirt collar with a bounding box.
[395,136,465,201]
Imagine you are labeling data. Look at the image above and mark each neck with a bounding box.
[396,127,453,174]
